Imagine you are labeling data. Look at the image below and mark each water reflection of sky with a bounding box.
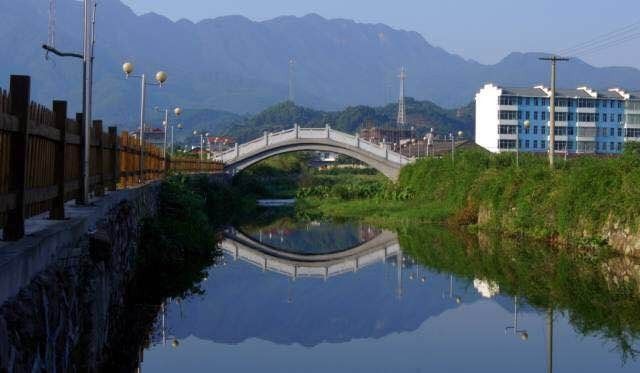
[143,252,640,372]
[241,220,381,255]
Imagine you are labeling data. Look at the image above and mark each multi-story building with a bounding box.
[475,84,640,154]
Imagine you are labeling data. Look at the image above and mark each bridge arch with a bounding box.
[214,126,413,181]
[221,229,401,279]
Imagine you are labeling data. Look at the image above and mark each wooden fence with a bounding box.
[0,75,224,241]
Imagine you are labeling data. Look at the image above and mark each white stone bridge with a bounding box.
[220,229,401,280]
[213,125,414,181]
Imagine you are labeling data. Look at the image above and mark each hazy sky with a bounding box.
[121,0,640,69]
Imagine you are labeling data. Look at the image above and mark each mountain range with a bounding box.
[3,0,640,130]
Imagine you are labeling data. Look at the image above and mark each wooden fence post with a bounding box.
[3,75,30,241]
[75,112,87,204]
[120,132,129,188]
[108,126,119,191]
[50,100,67,220]
[94,120,104,196]
[164,152,171,176]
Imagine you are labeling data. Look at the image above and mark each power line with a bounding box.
[556,19,640,56]
[569,32,640,58]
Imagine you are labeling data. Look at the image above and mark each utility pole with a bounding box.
[547,307,554,373]
[539,56,569,168]
[288,58,295,103]
[42,0,94,204]
[397,67,407,149]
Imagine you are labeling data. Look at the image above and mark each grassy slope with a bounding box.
[305,144,640,242]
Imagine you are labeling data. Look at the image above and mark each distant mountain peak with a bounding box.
[3,0,640,127]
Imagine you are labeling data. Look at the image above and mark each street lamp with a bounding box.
[442,274,462,304]
[122,61,168,181]
[192,130,210,160]
[154,106,182,159]
[174,122,183,153]
[505,296,529,341]
[451,131,464,165]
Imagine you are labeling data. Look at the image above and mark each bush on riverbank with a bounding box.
[310,144,640,244]
[136,175,220,301]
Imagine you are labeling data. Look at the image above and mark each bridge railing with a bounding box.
[298,127,327,139]
[213,124,414,165]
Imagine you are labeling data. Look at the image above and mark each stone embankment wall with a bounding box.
[476,204,640,257]
[0,183,160,372]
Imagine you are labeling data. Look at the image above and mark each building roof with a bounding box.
[485,83,640,100]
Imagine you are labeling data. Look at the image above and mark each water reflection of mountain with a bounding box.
[164,256,519,347]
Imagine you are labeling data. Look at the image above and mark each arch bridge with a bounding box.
[220,229,401,280]
[213,125,414,181]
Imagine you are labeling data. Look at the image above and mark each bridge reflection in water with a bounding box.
[221,228,403,282]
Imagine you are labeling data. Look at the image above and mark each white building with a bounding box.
[475,84,640,154]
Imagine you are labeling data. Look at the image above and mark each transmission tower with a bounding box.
[397,67,407,127]
[288,58,295,103]
[48,0,56,47]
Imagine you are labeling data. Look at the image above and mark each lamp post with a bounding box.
[442,274,462,304]
[505,296,529,341]
[154,106,182,159]
[451,131,464,165]
[174,123,183,153]
[122,62,168,182]
[193,130,210,160]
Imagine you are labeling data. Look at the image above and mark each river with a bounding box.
[139,213,640,372]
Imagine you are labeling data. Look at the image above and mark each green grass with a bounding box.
[299,143,640,244]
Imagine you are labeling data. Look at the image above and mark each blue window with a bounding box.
[610,142,614,150]
[518,97,523,105]
[610,100,615,108]
[534,111,538,120]
[541,140,546,149]
[533,126,538,134]
[526,98,530,105]
[610,128,615,136]
[533,140,538,148]
[618,114,623,123]
[541,112,546,120]
[618,128,622,137]
[526,111,530,120]
[518,111,522,119]
[610,114,615,122]
[525,140,530,148]
[603,114,607,122]
[541,126,546,135]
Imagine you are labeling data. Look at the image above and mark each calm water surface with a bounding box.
[141,219,640,372]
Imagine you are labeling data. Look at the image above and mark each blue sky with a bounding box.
[121,0,640,69]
